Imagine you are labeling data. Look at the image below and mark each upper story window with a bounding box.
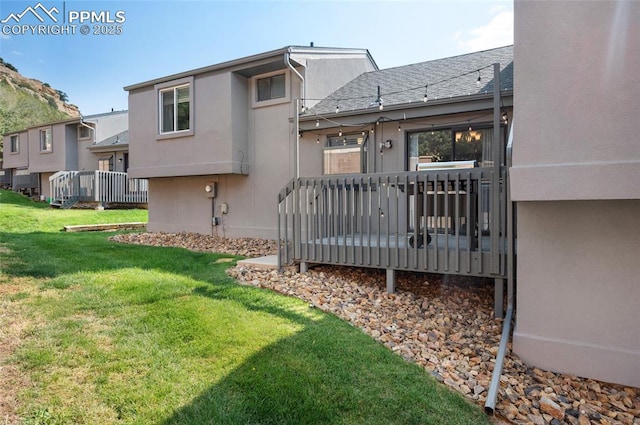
[155,76,194,139]
[252,70,290,108]
[9,135,19,153]
[78,124,93,140]
[160,84,190,134]
[39,128,52,152]
[257,74,285,101]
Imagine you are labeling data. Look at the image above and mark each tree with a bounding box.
[56,89,69,103]
[0,57,19,72]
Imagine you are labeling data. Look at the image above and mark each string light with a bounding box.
[398,123,402,132]
[299,64,497,110]
[501,111,508,124]
[316,137,320,144]
[315,119,320,127]
[338,128,343,137]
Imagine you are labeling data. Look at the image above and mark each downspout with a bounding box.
[79,117,96,144]
[286,49,305,178]
[485,121,516,415]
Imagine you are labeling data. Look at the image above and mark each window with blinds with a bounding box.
[39,128,52,152]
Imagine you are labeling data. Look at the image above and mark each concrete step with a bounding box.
[237,255,279,269]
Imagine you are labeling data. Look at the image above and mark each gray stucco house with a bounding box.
[124,45,378,238]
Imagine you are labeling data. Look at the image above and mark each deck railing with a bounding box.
[278,167,507,279]
[50,170,148,207]
[12,173,39,192]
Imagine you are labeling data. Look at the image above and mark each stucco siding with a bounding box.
[511,0,640,201]
[513,200,640,387]
[2,131,29,169]
[302,57,378,110]
[512,0,640,387]
[65,124,78,170]
[148,175,281,239]
[38,172,53,198]
[128,72,249,179]
[27,125,65,173]
[128,48,379,238]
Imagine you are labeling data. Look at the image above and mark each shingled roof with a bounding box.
[92,130,129,148]
[306,45,513,117]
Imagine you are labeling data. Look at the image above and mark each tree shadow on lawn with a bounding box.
[160,300,488,425]
[1,231,490,425]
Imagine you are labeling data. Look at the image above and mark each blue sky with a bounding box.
[0,0,513,115]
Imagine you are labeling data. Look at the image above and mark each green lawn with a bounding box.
[0,190,490,425]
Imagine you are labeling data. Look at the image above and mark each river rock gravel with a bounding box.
[111,232,639,425]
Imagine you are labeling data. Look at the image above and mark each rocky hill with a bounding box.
[0,59,80,136]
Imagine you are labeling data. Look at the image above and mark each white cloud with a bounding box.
[457,10,513,51]
[11,50,22,55]
[1,33,10,40]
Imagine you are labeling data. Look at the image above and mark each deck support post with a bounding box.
[386,269,395,294]
[494,278,504,318]
[299,261,308,274]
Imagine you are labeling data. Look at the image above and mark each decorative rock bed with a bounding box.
[111,232,639,425]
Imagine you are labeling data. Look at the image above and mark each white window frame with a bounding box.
[9,134,19,153]
[155,76,194,140]
[39,128,52,152]
[251,70,290,108]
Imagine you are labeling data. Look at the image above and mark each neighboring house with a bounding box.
[510,0,639,388]
[89,130,130,172]
[2,110,129,198]
[124,45,378,238]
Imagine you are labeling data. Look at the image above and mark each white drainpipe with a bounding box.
[79,117,96,143]
[286,49,305,179]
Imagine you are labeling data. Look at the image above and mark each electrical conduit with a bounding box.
[485,122,516,415]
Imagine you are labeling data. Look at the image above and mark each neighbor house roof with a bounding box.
[304,45,513,118]
[89,130,128,152]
